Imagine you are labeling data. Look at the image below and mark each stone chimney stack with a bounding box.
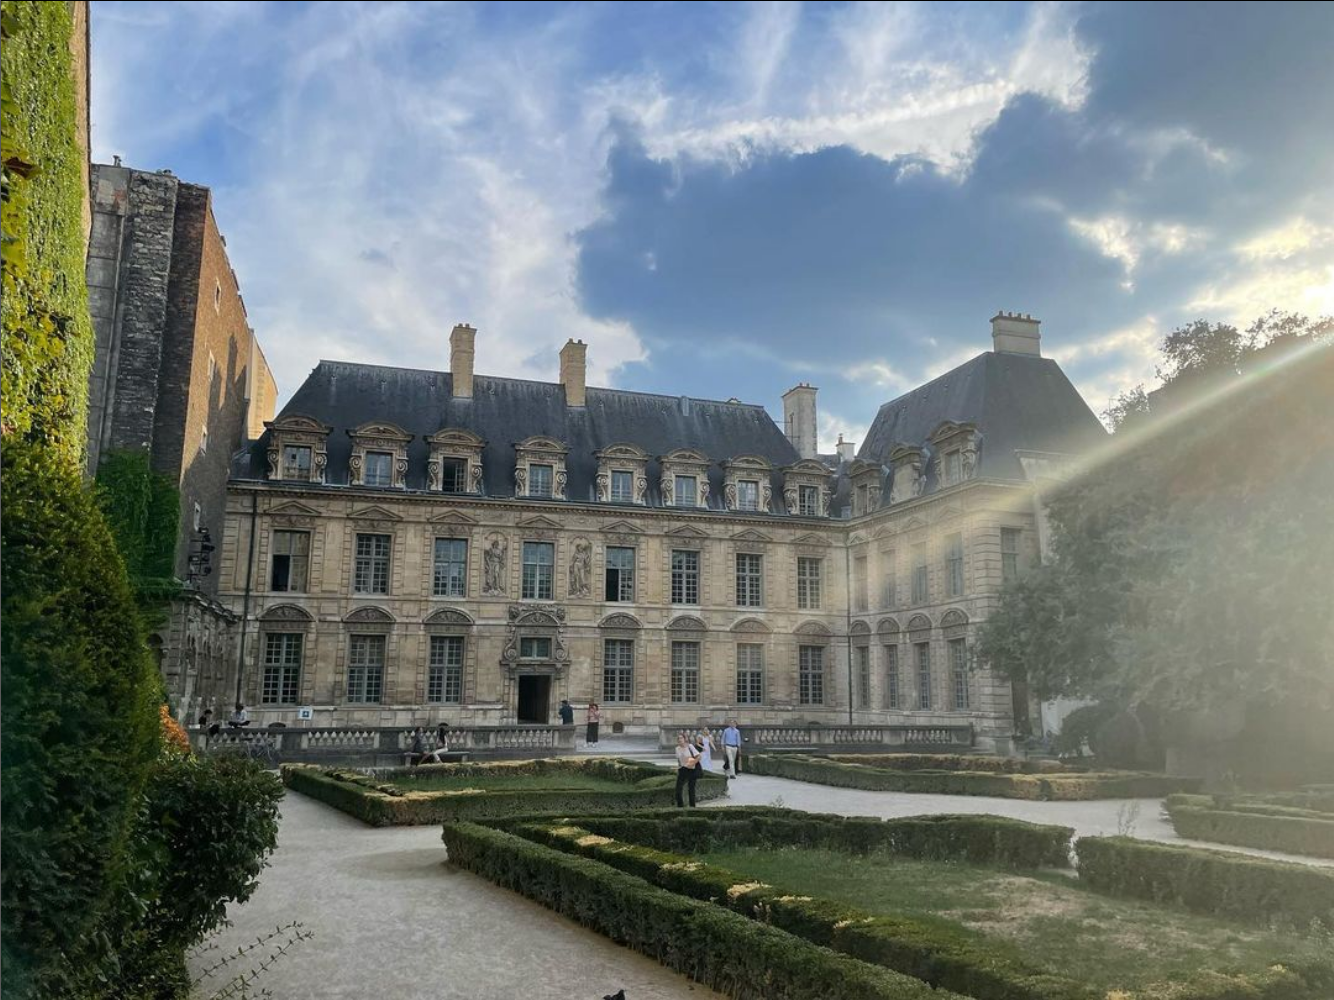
[560,338,587,407]
[782,383,819,459]
[990,311,1041,356]
[836,433,856,463]
[450,323,476,398]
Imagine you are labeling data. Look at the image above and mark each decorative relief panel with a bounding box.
[482,533,508,596]
[568,537,593,598]
[501,604,569,673]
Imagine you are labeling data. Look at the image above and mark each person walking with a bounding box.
[586,702,601,746]
[558,699,575,726]
[674,732,701,807]
[722,719,742,778]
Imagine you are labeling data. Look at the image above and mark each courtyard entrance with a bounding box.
[516,675,551,724]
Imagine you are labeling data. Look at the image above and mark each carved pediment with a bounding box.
[428,510,479,525]
[907,614,933,633]
[731,528,772,543]
[599,520,643,535]
[935,505,966,523]
[849,531,869,545]
[595,442,649,461]
[901,516,928,531]
[791,532,831,548]
[348,505,402,522]
[508,604,567,627]
[723,454,773,472]
[424,608,474,626]
[426,427,486,448]
[666,615,708,632]
[344,606,395,624]
[783,459,833,477]
[260,603,314,623]
[515,514,563,530]
[266,414,332,435]
[850,620,872,636]
[267,501,321,517]
[660,448,710,466]
[516,435,568,454]
[928,420,977,446]
[940,609,968,629]
[730,617,771,634]
[877,617,902,636]
[848,459,879,479]
[599,613,642,630]
[666,524,708,539]
[349,421,413,442]
[795,620,833,638]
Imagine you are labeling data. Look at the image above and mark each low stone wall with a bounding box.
[657,722,974,752]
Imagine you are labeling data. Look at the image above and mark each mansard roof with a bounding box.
[237,361,800,505]
[858,351,1106,482]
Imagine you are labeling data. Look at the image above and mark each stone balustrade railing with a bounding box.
[192,724,577,760]
[656,723,973,751]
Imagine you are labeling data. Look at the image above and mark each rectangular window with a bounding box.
[912,543,928,604]
[946,532,964,598]
[950,638,969,710]
[440,458,467,493]
[884,645,901,709]
[1001,528,1021,583]
[799,645,825,705]
[853,554,869,612]
[798,484,820,516]
[880,549,897,608]
[261,633,302,704]
[271,530,310,592]
[796,557,822,610]
[521,541,554,600]
[670,641,700,703]
[674,475,697,507]
[347,634,385,703]
[282,445,313,481]
[427,635,464,704]
[432,538,467,598]
[736,644,764,704]
[915,642,932,710]
[610,470,634,502]
[855,645,871,709]
[737,479,760,511]
[602,638,634,704]
[945,450,961,485]
[671,550,700,605]
[519,636,552,660]
[354,533,391,594]
[528,463,553,498]
[604,546,636,602]
[735,553,763,607]
[364,451,393,487]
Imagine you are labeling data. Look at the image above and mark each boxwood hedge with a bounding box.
[827,754,1073,774]
[749,754,1199,800]
[442,821,958,1000]
[282,757,726,825]
[1076,834,1334,928]
[1164,796,1334,859]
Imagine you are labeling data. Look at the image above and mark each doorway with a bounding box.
[517,675,551,724]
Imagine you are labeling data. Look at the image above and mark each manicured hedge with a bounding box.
[749,754,1199,800]
[557,809,1073,870]
[282,758,726,826]
[1164,797,1334,859]
[442,821,957,1000]
[827,754,1073,774]
[515,821,1089,1000]
[1076,835,1334,928]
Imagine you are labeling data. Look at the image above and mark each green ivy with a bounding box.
[96,449,183,608]
[1,0,95,460]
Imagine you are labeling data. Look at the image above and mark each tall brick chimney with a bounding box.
[560,339,587,407]
[450,323,476,398]
[991,312,1041,356]
[782,383,818,459]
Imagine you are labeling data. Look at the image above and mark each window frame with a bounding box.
[671,549,700,605]
[884,644,901,709]
[915,641,932,710]
[737,479,760,512]
[1001,528,1021,583]
[602,638,634,704]
[736,643,764,705]
[604,546,636,603]
[353,533,392,595]
[945,532,964,598]
[261,632,303,705]
[950,637,969,710]
[674,474,697,508]
[796,556,822,610]
[521,541,555,600]
[670,640,701,703]
[798,644,825,705]
[528,463,554,498]
[282,444,313,482]
[609,470,635,503]
[440,457,467,494]
[911,543,928,604]
[271,529,311,593]
[855,644,871,709]
[432,537,468,598]
[735,552,764,608]
[363,450,394,488]
[519,636,553,661]
[798,484,820,516]
[427,634,464,704]
[347,633,386,704]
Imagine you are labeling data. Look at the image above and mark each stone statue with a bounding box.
[699,481,710,506]
[569,538,592,597]
[483,535,508,595]
[783,487,798,512]
[760,485,772,512]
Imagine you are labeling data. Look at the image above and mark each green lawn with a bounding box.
[383,772,640,794]
[699,846,1329,993]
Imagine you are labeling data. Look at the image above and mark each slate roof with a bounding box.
[858,351,1106,489]
[235,361,804,511]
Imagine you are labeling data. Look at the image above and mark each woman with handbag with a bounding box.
[674,732,701,807]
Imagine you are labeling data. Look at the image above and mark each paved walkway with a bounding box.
[192,791,719,1000]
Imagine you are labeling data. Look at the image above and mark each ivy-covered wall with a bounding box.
[1,0,94,459]
[97,448,183,608]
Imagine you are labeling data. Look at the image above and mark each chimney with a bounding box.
[836,433,856,463]
[782,383,819,459]
[559,339,587,407]
[450,323,476,398]
[991,311,1041,356]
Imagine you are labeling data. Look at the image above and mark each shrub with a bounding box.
[442,821,956,1000]
[826,754,1072,774]
[282,758,726,825]
[1164,799,1334,860]
[0,440,161,999]
[1076,835,1334,928]
[747,754,1198,800]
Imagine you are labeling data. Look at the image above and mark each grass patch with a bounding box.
[698,845,1330,994]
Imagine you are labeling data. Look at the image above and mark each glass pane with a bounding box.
[674,475,697,507]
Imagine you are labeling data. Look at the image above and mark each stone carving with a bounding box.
[469,463,484,491]
[912,472,927,497]
[555,470,568,500]
[659,476,673,505]
[666,615,707,632]
[869,484,882,509]
[821,487,833,517]
[426,459,441,492]
[760,484,772,513]
[425,608,473,627]
[635,476,648,504]
[724,483,737,510]
[699,481,710,506]
[514,466,527,496]
[502,604,569,670]
[783,487,798,512]
[599,613,641,630]
[595,473,610,503]
[394,457,409,487]
[961,442,978,479]
[349,453,363,481]
[483,534,508,595]
[568,537,592,598]
[260,604,314,622]
[266,448,280,478]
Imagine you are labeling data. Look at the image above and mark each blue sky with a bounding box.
[92,2,1334,447]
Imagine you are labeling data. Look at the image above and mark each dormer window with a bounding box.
[610,470,634,502]
[283,445,313,482]
[944,450,961,485]
[722,455,773,513]
[529,463,554,498]
[798,485,819,515]
[440,457,467,493]
[364,451,394,487]
[674,475,697,507]
[737,480,760,511]
[782,459,833,518]
[427,428,486,495]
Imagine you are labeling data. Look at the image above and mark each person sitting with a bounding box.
[422,722,453,764]
[227,703,250,728]
[409,726,427,766]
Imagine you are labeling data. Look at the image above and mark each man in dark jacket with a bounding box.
[558,699,574,725]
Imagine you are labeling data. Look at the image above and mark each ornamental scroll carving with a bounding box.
[501,604,569,670]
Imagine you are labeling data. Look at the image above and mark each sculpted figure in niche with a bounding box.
[961,442,978,479]
[569,537,592,598]
[483,535,508,595]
